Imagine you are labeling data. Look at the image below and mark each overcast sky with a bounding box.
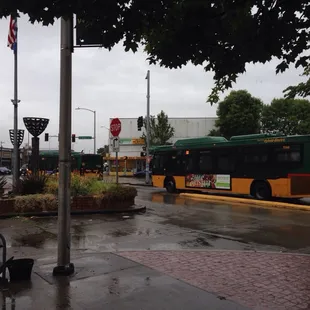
[0,15,305,152]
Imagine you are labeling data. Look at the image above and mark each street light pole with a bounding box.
[0,142,4,167]
[94,110,96,154]
[75,107,96,154]
[53,15,74,276]
[145,70,151,185]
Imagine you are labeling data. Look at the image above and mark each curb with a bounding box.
[115,249,310,257]
[179,193,310,212]
[0,206,146,219]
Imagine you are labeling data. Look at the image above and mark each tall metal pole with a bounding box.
[0,142,4,167]
[145,70,151,184]
[94,110,96,154]
[53,16,74,276]
[12,18,19,190]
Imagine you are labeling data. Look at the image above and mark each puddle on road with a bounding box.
[233,224,310,250]
[179,237,212,248]
[12,230,57,248]
[107,228,136,238]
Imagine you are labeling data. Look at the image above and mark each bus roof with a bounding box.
[152,133,310,153]
[39,150,81,156]
[174,136,227,146]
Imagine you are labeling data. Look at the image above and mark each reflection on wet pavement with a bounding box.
[2,187,310,258]
[12,230,57,248]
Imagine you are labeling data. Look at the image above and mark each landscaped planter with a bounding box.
[0,199,15,215]
[70,195,135,211]
[0,191,137,216]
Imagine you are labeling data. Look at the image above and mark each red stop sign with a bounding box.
[110,118,121,137]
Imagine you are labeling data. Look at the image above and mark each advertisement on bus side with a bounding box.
[185,174,231,190]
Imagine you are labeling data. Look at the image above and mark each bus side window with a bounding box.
[186,151,198,173]
[176,151,185,174]
[217,155,235,173]
[199,151,213,173]
[275,145,301,163]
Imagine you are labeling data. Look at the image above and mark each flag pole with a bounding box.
[11,17,20,191]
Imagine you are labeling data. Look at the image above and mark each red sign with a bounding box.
[110,118,121,137]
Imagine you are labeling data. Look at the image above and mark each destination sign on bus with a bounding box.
[260,138,286,143]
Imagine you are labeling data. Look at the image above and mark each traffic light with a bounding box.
[44,133,49,142]
[137,116,143,131]
[140,151,146,157]
[72,134,76,143]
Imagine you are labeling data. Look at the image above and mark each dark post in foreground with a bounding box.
[53,16,75,276]
[9,129,24,185]
[23,117,49,176]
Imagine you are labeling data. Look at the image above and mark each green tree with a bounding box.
[142,110,174,146]
[284,66,310,99]
[2,1,310,104]
[214,90,263,139]
[261,98,310,135]
[97,145,109,156]
[208,129,222,137]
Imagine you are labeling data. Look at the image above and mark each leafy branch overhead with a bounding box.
[1,1,310,103]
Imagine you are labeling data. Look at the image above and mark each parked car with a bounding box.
[0,167,11,175]
[133,170,152,178]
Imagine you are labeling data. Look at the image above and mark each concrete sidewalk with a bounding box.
[1,250,309,309]
[1,252,246,310]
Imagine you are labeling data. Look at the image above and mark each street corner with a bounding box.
[117,250,310,310]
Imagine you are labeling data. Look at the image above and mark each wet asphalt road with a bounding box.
[2,185,310,259]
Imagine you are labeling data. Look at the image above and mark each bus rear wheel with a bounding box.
[165,178,176,193]
[251,181,271,200]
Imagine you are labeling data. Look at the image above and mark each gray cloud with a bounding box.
[0,15,306,151]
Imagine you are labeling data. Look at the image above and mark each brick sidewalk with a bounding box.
[118,250,310,310]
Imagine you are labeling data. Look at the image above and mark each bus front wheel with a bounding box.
[251,181,271,200]
[165,178,176,193]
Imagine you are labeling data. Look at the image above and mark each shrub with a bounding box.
[70,175,114,196]
[45,178,58,195]
[14,194,57,213]
[0,176,7,197]
[104,186,137,201]
[17,174,49,195]
[71,175,91,197]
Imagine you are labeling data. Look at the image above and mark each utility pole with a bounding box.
[145,70,151,184]
[53,16,74,276]
[94,110,96,154]
[11,16,20,190]
[75,107,96,154]
[0,142,4,167]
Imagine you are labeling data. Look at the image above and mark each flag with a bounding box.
[7,16,17,53]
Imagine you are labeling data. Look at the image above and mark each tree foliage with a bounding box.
[1,1,310,103]
[261,98,310,135]
[284,66,310,99]
[97,145,109,156]
[142,110,174,146]
[208,128,221,137]
[214,90,263,138]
